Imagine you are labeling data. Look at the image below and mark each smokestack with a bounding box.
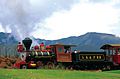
[22,37,32,51]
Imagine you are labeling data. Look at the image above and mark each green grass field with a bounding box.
[0,69,120,79]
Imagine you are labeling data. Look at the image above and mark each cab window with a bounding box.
[58,47,63,53]
[64,46,71,53]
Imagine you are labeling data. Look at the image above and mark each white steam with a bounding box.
[0,0,78,41]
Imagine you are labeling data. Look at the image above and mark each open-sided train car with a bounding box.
[100,44,120,69]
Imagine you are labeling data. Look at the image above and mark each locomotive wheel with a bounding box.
[106,65,111,70]
[47,62,55,69]
[102,65,111,71]
[36,61,43,69]
[66,65,73,70]
[21,65,27,69]
[74,65,80,70]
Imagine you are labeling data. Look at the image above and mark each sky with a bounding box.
[0,0,120,40]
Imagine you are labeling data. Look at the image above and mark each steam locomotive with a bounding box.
[14,37,120,70]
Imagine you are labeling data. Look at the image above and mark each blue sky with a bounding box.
[0,0,120,40]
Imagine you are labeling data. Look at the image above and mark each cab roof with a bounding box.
[50,43,76,47]
[100,44,120,49]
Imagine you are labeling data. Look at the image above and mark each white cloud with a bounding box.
[0,0,78,41]
[33,1,120,40]
[1,0,120,40]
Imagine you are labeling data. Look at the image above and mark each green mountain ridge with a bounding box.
[0,32,120,56]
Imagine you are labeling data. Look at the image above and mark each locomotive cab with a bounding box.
[101,44,120,66]
[50,44,76,62]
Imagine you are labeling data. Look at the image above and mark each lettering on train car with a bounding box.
[79,54,105,61]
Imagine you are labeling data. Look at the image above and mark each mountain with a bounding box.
[0,32,17,45]
[36,32,120,51]
[1,32,120,52]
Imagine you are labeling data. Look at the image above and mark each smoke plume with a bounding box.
[0,0,78,41]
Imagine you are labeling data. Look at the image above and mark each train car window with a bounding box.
[105,49,109,56]
[113,48,116,55]
[109,50,113,55]
[118,48,120,54]
[105,49,113,56]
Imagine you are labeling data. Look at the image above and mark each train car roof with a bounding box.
[100,44,120,49]
[50,43,76,47]
[79,51,105,54]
